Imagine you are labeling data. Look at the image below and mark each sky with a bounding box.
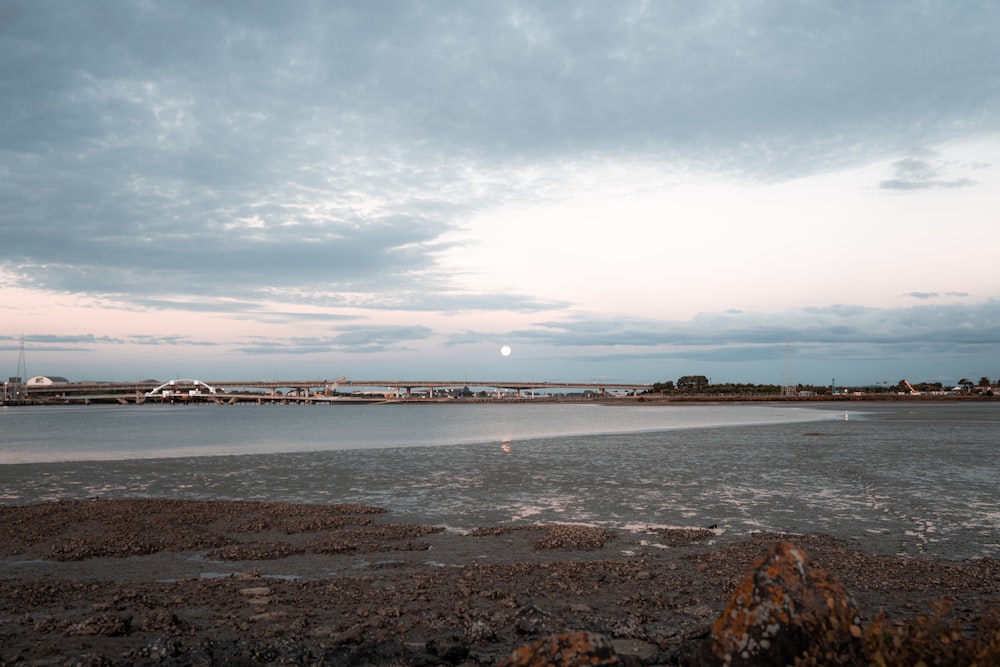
[1,1,998,388]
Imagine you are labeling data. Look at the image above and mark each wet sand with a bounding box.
[1,499,997,665]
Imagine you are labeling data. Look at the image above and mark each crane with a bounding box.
[316,376,347,396]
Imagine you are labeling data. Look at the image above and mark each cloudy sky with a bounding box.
[2,1,998,387]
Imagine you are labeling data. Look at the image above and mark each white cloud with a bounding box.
[1,1,998,384]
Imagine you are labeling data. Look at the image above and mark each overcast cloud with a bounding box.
[1,1,998,386]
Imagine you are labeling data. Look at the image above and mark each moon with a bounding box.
[500,345,512,357]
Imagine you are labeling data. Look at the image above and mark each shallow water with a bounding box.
[1,401,997,559]
[0,401,834,463]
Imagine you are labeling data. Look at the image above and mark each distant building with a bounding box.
[26,375,70,386]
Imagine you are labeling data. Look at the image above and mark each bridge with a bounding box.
[16,378,655,405]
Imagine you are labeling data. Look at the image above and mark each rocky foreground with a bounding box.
[0,499,997,665]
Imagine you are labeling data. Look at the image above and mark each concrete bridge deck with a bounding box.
[14,378,654,405]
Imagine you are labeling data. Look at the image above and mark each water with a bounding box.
[1,401,997,560]
[0,401,831,463]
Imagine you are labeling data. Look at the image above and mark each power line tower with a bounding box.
[11,335,28,404]
[781,340,796,397]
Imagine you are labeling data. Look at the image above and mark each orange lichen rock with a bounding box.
[498,630,619,666]
[706,541,860,666]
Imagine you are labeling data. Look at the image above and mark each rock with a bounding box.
[498,630,619,666]
[65,612,131,637]
[329,622,364,644]
[138,608,187,634]
[611,638,658,662]
[704,541,861,666]
[322,639,420,665]
[513,604,556,636]
[533,524,616,550]
[249,610,288,622]
[425,634,470,662]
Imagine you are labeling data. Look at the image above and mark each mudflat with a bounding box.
[1,499,997,665]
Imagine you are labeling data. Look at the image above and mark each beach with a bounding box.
[1,499,997,665]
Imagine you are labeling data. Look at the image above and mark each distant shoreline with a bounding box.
[4,392,995,407]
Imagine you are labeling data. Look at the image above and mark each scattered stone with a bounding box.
[533,524,616,550]
[330,622,365,644]
[138,608,188,635]
[682,603,714,619]
[2,501,995,666]
[208,540,303,561]
[658,527,716,546]
[513,604,556,636]
[129,636,189,661]
[65,613,131,637]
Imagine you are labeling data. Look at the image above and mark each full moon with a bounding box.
[500,345,512,357]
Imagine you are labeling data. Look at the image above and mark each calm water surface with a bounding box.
[1,401,997,560]
[0,401,832,463]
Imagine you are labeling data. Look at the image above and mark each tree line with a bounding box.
[647,375,997,396]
